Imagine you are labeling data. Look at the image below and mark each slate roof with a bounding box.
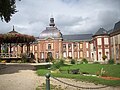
[113,21,120,31]
[63,34,93,41]
[108,29,113,34]
[94,28,108,36]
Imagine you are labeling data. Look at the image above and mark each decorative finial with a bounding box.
[13,25,15,31]
[49,17,55,27]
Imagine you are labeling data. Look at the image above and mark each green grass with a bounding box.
[36,64,120,86]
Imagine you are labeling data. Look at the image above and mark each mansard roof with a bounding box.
[93,28,108,37]
[114,21,120,31]
[110,21,120,36]
[63,34,93,41]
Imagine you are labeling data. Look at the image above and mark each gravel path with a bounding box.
[0,64,120,90]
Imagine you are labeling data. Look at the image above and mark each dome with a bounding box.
[39,18,62,39]
[39,27,62,39]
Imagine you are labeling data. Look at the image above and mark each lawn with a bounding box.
[36,64,120,86]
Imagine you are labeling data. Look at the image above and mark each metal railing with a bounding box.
[0,53,21,58]
[45,73,108,90]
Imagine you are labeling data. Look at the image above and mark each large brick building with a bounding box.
[11,17,120,63]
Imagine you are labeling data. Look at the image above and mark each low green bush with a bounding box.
[108,59,114,64]
[21,53,28,63]
[117,63,120,65]
[81,58,88,64]
[70,59,75,64]
[45,57,54,62]
[59,59,64,65]
[93,62,100,64]
[51,59,65,70]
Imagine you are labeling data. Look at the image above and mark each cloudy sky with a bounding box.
[0,0,120,36]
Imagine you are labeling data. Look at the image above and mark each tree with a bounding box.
[0,0,19,23]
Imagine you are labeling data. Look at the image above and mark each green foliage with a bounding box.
[93,62,100,64]
[67,56,72,59]
[102,55,107,60]
[51,59,64,70]
[36,64,120,86]
[11,60,16,63]
[21,53,28,63]
[108,59,114,64]
[0,33,35,43]
[81,58,88,64]
[117,63,120,65]
[70,59,75,64]
[59,59,64,65]
[45,57,54,62]
[0,0,17,22]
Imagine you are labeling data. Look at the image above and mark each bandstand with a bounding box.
[0,26,35,62]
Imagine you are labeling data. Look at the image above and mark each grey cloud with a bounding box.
[0,0,120,37]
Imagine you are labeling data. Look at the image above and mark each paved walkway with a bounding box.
[0,64,120,90]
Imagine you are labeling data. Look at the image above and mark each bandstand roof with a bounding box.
[0,26,35,43]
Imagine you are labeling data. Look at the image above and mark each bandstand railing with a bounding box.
[0,53,21,58]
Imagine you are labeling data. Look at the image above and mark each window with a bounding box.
[56,53,59,59]
[80,51,83,57]
[63,52,66,58]
[97,38,102,45]
[68,52,72,57]
[99,52,102,60]
[63,44,66,49]
[99,52,101,54]
[86,43,88,48]
[30,46,32,51]
[48,44,51,50]
[80,44,83,49]
[74,43,77,48]
[87,51,89,57]
[41,52,44,59]
[35,46,37,50]
[104,38,109,45]
[68,44,71,49]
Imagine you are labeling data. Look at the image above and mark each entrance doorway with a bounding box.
[46,52,53,62]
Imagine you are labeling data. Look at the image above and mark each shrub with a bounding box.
[93,62,100,64]
[117,63,120,65]
[17,60,22,63]
[59,59,64,65]
[51,60,64,70]
[102,55,107,60]
[68,56,72,59]
[11,60,16,63]
[1,60,6,63]
[45,57,54,62]
[108,59,114,64]
[81,58,88,64]
[21,53,28,63]
[71,59,75,64]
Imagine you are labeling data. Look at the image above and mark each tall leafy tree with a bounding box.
[0,0,19,23]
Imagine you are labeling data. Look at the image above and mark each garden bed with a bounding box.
[100,76,120,80]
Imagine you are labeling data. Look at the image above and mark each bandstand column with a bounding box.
[0,43,1,53]
[27,43,30,55]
